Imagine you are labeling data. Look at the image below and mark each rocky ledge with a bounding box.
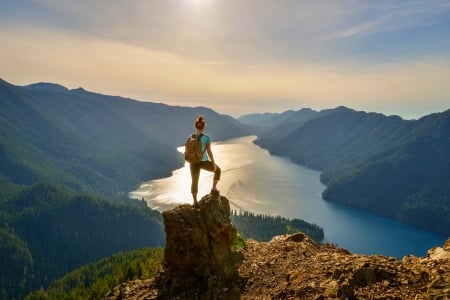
[104,194,450,299]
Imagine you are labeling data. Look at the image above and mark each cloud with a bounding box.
[327,1,450,40]
[3,0,449,65]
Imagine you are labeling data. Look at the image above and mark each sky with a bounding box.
[1,0,450,119]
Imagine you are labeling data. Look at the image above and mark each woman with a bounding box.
[189,115,221,207]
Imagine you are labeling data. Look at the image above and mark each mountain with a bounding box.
[256,107,408,170]
[0,78,250,196]
[238,107,340,139]
[0,78,251,299]
[104,196,450,300]
[255,106,450,235]
[0,182,165,300]
[0,79,174,195]
[25,82,69,92]
[238,109,300,135]
[238,110,297,127]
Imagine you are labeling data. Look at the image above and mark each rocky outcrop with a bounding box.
[239,235,450,299]
[105,193,243,300]
[104,195,450,300]
[155,193,243,299]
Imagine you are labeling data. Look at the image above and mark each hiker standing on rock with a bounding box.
[185,115,221,207]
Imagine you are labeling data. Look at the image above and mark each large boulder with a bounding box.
[155,194,243,299]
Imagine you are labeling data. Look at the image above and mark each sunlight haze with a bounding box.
[1,0,449,118]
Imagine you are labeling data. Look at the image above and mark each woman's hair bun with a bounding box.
[195,115,206,129]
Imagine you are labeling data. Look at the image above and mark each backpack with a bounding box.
[184,133,205,164]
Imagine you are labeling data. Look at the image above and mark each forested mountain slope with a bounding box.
[0,79,249,196]
[255,107,450,235]
[0,78,250,299]
[0,183,165,300]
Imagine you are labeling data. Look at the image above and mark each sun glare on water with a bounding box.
[130,136,261,211]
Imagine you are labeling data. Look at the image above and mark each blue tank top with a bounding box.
[199,134,211,161]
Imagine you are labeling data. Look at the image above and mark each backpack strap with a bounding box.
[195,133,207,155]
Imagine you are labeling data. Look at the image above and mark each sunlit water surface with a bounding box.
[130,136,446,258]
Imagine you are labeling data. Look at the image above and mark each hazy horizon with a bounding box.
[2,77,448,120]
[1,1,449,119]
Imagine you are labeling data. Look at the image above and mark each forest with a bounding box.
[0,183,165,300]
[25,248,164,300]
[253,107,450,236]
[230,210,324,243]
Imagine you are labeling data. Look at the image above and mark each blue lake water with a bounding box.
[130,135,447,258]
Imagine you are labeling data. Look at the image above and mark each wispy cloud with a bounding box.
[327,1,450,40]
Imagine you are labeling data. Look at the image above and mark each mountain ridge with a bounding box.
[1,78,250,195]
[24,82,69,92]
[255,106,450,236]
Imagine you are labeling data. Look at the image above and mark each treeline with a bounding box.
[0,182,165,300]
[26,248,163,300]
[230,210,324,243]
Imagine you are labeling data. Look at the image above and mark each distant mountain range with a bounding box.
[242,106,450,236]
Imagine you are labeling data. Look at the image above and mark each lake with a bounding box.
[130,135,447,258]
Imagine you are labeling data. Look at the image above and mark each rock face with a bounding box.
[104,195,450,299]
[155,193,243,299]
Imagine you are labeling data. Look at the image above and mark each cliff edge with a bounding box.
[104,194,450,299]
